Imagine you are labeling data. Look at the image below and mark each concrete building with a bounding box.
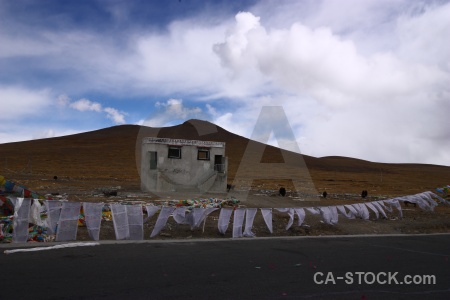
[140,137,228,193]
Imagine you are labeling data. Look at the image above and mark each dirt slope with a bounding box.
[0,119,449,196]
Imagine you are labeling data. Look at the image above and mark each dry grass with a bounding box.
[1,119,448,197]
[1,119,449,238]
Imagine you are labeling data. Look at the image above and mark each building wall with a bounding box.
[140,138,227,193]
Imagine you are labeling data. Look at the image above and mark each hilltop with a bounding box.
[0,119,449,197]
[1,119,450,238]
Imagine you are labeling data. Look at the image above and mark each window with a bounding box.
[197,148,210,160]
[168,146,182,159]
[149,151,157,169]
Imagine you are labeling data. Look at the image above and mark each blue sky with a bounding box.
[1,0,449,166]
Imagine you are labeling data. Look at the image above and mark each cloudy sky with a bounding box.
[1,0,449,165]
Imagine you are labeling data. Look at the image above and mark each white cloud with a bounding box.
[57,94,71,107]
[61,95,127,124]
[214,12,448,106]
[104,107,127,124]
[0,33,59,58]
[70,98,103,112]
[1,1,450,165]
[209,7,450,165]
[143,99,205,127]
[396,2,450,68]
[0,86,52,121]
[0,125,84,144]
[162,99,202,118]
[205,104,217,116]
[0,11,268,99]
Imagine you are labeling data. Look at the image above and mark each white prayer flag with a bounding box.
[185,208,203,229]
[337,205,354,219]
[330,206,338,225]
[13,198,32,243]
[365,202,379,219]
[150,207,175,238]
[243,208,257,237]
[56,202,81,242]
[30,199,47,228]
[377,200,393,213]
[185,207,218,230]
[218,208,233,234]
[145,205,160,222]
[110,204,128,240]
[305,207,320,215]
[424,191,449,205]
[200,208,219,229]
[399,193,438,211]
[359,203,370,220]
[232,208,246,238]
[294,208,306,226]
[422,192,442,207]
[319,207,334,225]
[275,208,295,230]
[83,202,104,241]
[44,200,63,234]
[344,204,359,218]
[286,208,296,230]
[350,204,362,218]
[260,208,273,233]
[371,201,388,219]
[172,207,188,224]
[384,199,403,219]
[126,205,144,240]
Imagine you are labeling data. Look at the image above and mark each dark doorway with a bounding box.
[214,155,224,173]
[150,151,157,169]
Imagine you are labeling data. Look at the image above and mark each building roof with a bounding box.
[142,137,225,148]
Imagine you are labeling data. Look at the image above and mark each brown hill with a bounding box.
[1,119,449,196]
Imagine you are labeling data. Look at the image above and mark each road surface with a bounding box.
[1,234,449,299]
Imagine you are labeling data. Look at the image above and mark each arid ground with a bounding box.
[1,120,449,239]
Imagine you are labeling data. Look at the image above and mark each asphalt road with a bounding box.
[1,234,449,299]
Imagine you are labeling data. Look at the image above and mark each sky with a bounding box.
[1,0,449,166]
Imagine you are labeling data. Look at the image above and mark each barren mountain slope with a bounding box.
[0,119,449,196]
